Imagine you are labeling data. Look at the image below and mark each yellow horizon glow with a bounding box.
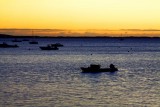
[1,0,160,31]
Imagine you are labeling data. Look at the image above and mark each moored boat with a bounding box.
[0,42,19,48]
[39,44,59,50]
[51,43,64,47]
[81,64,118,73]
[22,39,29,41]
[29,41,38,44]
[12,39,22,42]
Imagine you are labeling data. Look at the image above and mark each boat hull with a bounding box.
[39,47,58,50]
[29,41,38,44]
[81,67,118,73]
[0,44,19,48]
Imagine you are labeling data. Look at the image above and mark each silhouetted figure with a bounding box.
[110,64,115,69]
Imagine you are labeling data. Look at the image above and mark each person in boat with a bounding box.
[47,44,51,47]
[110,64,116,69]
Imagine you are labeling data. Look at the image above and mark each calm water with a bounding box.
[0,37,160,107]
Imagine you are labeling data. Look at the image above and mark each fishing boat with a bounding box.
[39,44,58,50]
[29,41,38,44]
[81,64,118,73]
[29,30,38,44]
[12,39,22,42]
[22,39,29,41]
[51,43,64,47]
[0,42,19,48]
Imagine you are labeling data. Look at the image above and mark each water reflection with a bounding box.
[0,38,160,106]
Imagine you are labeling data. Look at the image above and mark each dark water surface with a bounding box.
[0,38,160,107]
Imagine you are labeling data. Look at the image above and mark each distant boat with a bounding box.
[22,39,29,41]
[12,39,22,42]
[39,44,59,50]
[51,43,64,47]
[29,41,38,44]
[0,42,19,48]
[81,64,118,73]
[29,30,38,44]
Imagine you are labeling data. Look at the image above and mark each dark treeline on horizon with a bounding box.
[0,33,160,39]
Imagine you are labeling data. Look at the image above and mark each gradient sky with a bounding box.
[1,0,160,36]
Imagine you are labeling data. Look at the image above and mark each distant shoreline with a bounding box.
[0,34,160,39]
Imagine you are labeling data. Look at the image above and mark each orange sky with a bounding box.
[1,0,160,36]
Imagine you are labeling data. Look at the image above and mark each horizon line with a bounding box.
[1,33,160,38]
[0,28,160,37]
[1,28,160,31]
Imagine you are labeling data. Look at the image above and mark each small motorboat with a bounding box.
[81,64,118,73]
[12,39,22,42]
[0,42,19,48]
[22,39,29,41]
[29,41,38,44]
[51,43,64,47]
[40,44,59,50]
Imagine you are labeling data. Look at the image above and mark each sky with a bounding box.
[1,0,160,36]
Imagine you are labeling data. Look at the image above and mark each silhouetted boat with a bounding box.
[51,43,64,47]
[40,44,58,50]
[81,64,118,73]
[29,30,38,44]
[0,42,19,48]
[22,39,29,41]
[29,41,38,44]
[12,39,22,42]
